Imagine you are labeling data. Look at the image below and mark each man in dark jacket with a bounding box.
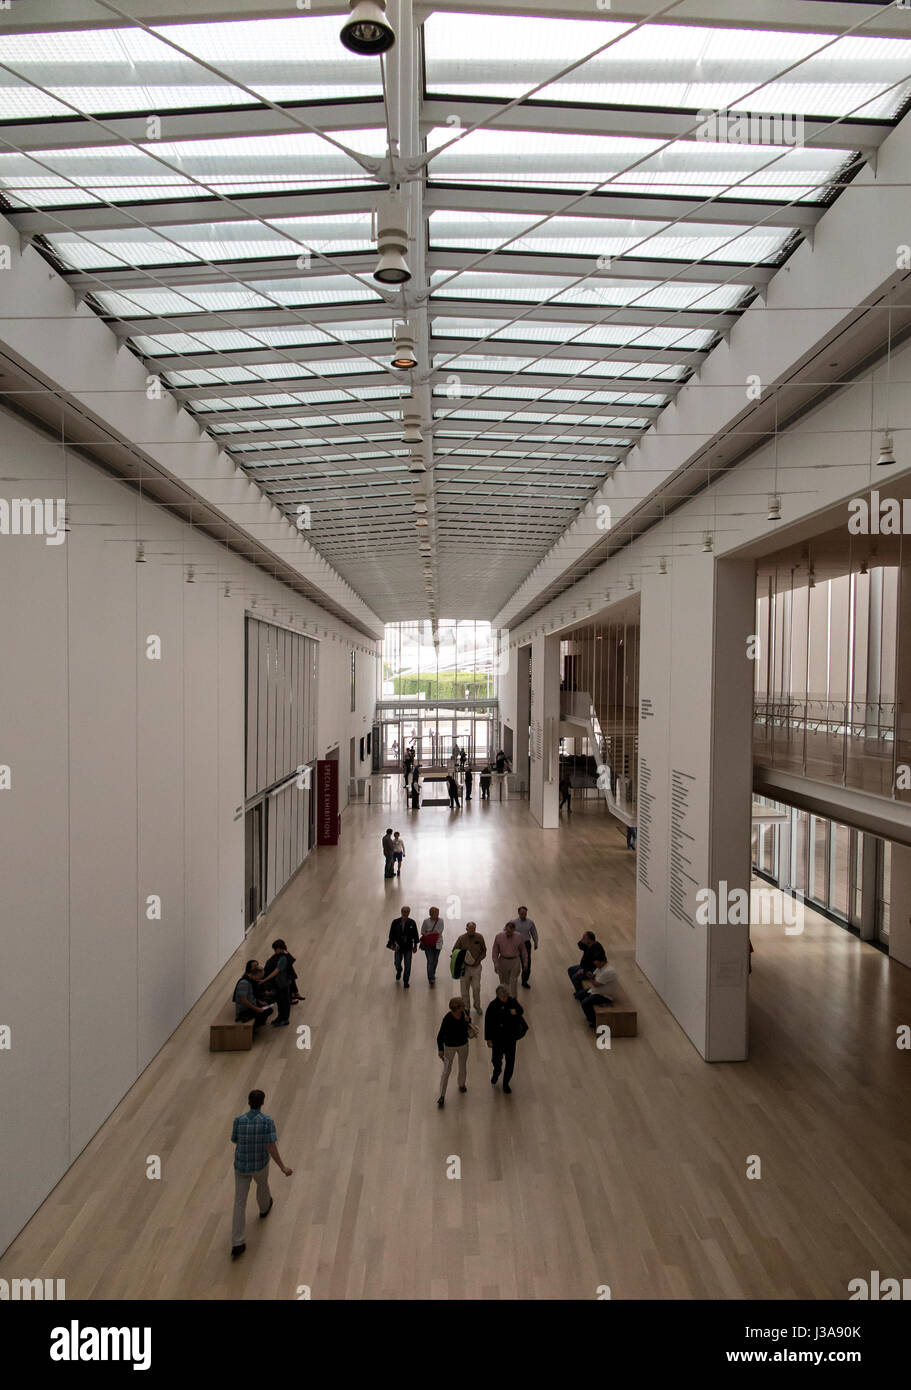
[387,907,419,987]
[233,963,274,1030]
[436,997,473,1106]
[479,766,492,799]
[447,774,461,809]
[464,765,473,802]
[382,828,396,877]
[484,986,526,1093]
[568,932,604,995]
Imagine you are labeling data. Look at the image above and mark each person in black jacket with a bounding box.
[436,997,473,1106]
[484,986,526,1093]
[568,932,604,996]
[446,773,461,809]
[387,907,419,987]
[464,765,473,802]
[261,939,295,1027]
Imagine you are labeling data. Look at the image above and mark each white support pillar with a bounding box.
[636,555,754,1060]
[529,633,560,829]
[515,644,531,791]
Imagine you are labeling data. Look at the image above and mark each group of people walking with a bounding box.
[385,904,540,1105]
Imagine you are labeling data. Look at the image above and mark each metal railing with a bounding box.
[753,696,910,798]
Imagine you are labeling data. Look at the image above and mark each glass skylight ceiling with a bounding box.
[3,4,910,613]
[426,129,851,201]
[424,14,911,120]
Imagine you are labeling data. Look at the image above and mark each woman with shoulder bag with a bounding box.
[419,905,444,986]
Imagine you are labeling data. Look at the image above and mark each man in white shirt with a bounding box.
[509,905,538,988]
[579,952,618,1028]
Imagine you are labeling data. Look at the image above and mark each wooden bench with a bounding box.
[591,985,638,1038]
[209,1002,254,1052]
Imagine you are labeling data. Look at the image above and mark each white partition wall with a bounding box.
[0,407,378,1255]
[636,556,754,1061]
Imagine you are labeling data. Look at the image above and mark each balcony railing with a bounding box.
[753,696,911,800]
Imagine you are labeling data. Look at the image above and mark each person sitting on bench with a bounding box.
[568,932,604,994]
[578,951,619,1028]
[233,962,274,1030]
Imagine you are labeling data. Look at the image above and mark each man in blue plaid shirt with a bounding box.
[230,1088,293,1258]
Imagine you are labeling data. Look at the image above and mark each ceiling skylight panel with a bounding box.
[133,320,394,355]
[166,357,385,387]
[426,129,846,201]
[434,353,684,380]
[424,13,911,119]
[0,18,382,121]
[44,212,375,270]
[92,278,382,318]
[428,212,792,263]
[430,271,747,311]
[432,316,713,351]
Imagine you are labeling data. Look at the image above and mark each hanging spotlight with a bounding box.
[186,565,195,583]
[627,574,634,590]
[767,495,782,522]
[224,583,231,597]
[407,451,426,474]
[402,412,423,446]
[658,556,667,575]
[373,194,411,285]
[860,558,868,576]
[340,0,395,55]
[136,542,146,564]
[876,430,896,467]
[702,533,714,553]
[391,322,417,370]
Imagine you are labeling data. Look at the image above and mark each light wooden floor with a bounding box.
[4,783,911,1300]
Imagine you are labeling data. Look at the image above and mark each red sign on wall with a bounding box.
[317,758,339,845]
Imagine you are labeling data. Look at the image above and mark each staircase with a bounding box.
[560,692,637,827]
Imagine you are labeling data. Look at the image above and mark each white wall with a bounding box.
[0,407,377,1254]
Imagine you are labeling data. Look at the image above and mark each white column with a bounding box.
[636,555,754,1060]
[514,644,531,791]
[529,633,560,829]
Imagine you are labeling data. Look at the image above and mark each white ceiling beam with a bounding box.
[426,184,822,230]
[428,248,774,285]
[420,99,886,156]
[171,369,403,401]
[107,301,400,337]
[425,367,684,394]
[11,186,379,234]
[430,336,705,367]
[431,396,661,421]
[0,100,389,153]
[62,253,379,291]
[148,334,702,371]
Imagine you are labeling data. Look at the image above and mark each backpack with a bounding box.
[450,947,466,979]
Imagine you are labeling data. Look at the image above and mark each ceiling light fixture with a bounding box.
[373,194,411,285]
[767,495,782,521]
[658,556,667,574]
[392,322,417,370]
[876,430,896,467]
[340,0,395,55]
[702,533,714,553]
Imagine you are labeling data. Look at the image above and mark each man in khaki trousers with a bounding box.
[454,921,487,1015]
